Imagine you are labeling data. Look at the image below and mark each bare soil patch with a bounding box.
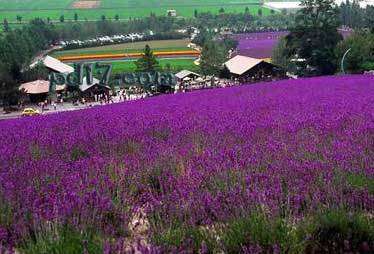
[71,0,101,9]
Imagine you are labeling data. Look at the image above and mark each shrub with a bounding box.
[306,209,374,253]
[20,226,102,254]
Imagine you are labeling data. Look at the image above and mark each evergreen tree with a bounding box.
[0,63,19,109]
[340,0,364,28]
[192,30,213,47]
[21,63,49,82]
[200,41,227,75]
[272,37,289,69]
[114,14,120,21]
[60,15,65,23]
[3,19,9,32]
[285,0,342,76]
[135,45,159,72]
[74,13,78,22]
[16,15,22,23]
[336,32,374,73]
[165,63,172,72]
[366,6,374,32]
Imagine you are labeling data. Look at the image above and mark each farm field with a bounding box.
[69,58,199,74]
[0,75,373,252]
[0,0,72,10]
[0,0,269,22]
[232,31,289,59]
[232,30,353,59]
[108,58,199,74]
[52,39,192,57]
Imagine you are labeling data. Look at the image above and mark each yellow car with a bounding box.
[21,108,40,117]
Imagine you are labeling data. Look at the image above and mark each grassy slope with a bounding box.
[52,39,192,57]
[0,0,269,22]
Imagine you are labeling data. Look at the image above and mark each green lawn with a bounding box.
[52,39,192,57]
[0,0,268,22]
[105,58,199,74]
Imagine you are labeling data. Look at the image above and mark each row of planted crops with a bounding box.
[0,75,373,253]
[57,50,200,62]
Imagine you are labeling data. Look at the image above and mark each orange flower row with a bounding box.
[58,50,201,61]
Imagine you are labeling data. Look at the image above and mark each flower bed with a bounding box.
[0,75,373,252]
[58,50,200,62]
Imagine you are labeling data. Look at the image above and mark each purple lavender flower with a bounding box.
[0,74,372,250]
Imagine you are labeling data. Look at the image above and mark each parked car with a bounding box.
[21,108,40,117]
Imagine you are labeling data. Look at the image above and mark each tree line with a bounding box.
[0,19,57,108]
[272,0,374,76]
[340,1,374,30]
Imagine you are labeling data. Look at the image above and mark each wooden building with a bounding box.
[222,55,286,83]
[80,77,111,101]
[19,80,65,102]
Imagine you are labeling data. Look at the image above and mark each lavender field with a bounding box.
[0,75,373,253]
[232,30,352,59]
[232,31,289,59]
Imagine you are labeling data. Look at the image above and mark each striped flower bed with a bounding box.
[58,50,200,62]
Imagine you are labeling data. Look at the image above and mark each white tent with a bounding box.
[175,70,200,80]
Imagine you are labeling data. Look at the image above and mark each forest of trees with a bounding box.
[0,19,58,108]
[272,0,374,77]
[340,1,374,31]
